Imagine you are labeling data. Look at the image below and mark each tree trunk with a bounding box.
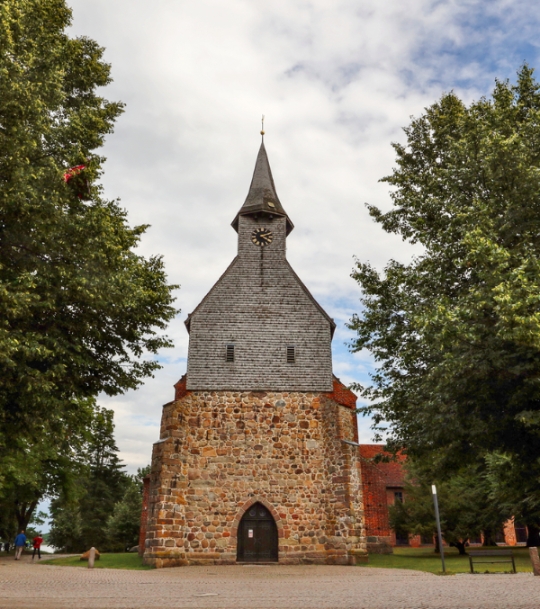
[450,540,467,555]
[434,533,440,554]
[526,523,540,547]
[482,529,497,546]
[14,499,39,531]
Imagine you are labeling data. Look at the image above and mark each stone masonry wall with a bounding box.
[186,215,334,392]
[138,476,150,557]
[143,385,366,567]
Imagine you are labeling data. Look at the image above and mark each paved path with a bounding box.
[0,556,538,609]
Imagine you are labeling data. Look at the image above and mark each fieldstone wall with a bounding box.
[138,476,150,557]
[143,383,366,567]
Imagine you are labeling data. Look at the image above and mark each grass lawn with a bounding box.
[359,546,533,575]
[41,552,154,570]
[38,547,533,574]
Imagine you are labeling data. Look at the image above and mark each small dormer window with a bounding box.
[287,345,295,364]
[226,344,235,362]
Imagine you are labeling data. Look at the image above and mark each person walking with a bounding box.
[14,531,26,560]
[32,535,43,560]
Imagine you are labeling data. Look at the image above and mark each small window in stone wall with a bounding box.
[226,344,235,362]
[287,345,295,363]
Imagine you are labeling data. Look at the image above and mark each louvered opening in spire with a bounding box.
[231,142,294,234]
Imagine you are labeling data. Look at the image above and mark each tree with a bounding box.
[390,459,510,555]
[0,0,177,527]
[49,408,131,552]
[349,66,540,545]
[105,484,143,552]
[0,395,94,536]
[485,452,540,546]
[47,503,83,553]
[104,465,149,552]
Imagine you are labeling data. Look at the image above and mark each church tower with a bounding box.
[142,140,367,567]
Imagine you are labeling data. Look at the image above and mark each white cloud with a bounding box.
[61,0,540,469]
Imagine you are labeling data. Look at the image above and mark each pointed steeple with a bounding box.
[231,141,294,234]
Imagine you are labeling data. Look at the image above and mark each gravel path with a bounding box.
[0,556,538,609]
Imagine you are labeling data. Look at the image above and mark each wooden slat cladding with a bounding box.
[186,215,334,391]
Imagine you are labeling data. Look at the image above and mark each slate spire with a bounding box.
[231,141,294,234]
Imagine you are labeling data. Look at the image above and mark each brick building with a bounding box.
[359,445,408,553]
[359,444,528,550]
[140,140,367,568]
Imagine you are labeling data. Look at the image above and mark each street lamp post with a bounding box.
[431,484,446,573]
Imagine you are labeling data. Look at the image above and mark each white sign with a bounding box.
[248,529,253,538]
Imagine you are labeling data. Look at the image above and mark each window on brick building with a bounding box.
[287,345,295,363]
[226,344,235,362]
[394,491,404,503]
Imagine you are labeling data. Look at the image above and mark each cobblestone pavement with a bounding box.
[0,555,538,609]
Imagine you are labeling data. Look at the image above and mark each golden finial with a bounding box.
[260,115,265,137]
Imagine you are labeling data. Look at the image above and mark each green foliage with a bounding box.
[49,408,131,553]
[0,400,91,537]
[41,552,154,570]
[485,452,540,545]
[25,510,48,539]
[350,66,540,532]
[358,546,533,575]
[0,0,177,535]
[104,466,150,551]
[47,503,83,552]
[105,483,143,552]
[390,460,510,554]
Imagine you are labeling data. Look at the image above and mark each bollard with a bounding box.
[529,547,540,576]
[88,547,96,569]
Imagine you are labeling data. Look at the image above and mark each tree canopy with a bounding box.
[349,66,540,542]
[49,408,145,552]
[0,0,177,531]
[390,458,510,554]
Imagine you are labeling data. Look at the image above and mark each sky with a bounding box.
[62,0,540,476]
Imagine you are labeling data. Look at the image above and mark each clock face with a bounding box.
[251,227,273,247]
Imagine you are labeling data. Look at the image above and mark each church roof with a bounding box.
[231,141,294,234]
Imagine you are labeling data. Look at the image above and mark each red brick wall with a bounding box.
[327,377,357,411]
[359,445,406,545]
[174,374,188,401]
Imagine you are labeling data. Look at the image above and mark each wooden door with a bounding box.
[237,503,278,562]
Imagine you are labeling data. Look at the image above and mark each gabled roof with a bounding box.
[184,257,239,334]
[184,257,336,338]
[231,141,294,235]
[285,260,336,338]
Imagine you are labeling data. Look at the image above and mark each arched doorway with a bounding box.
[237,502,278,562]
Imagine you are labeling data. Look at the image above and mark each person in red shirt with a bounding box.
[32,535,43,560]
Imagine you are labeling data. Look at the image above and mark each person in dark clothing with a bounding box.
[32,535,43,560]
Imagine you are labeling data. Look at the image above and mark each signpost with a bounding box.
[432,485,446,573]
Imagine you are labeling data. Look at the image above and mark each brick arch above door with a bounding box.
[231,496,284,542]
